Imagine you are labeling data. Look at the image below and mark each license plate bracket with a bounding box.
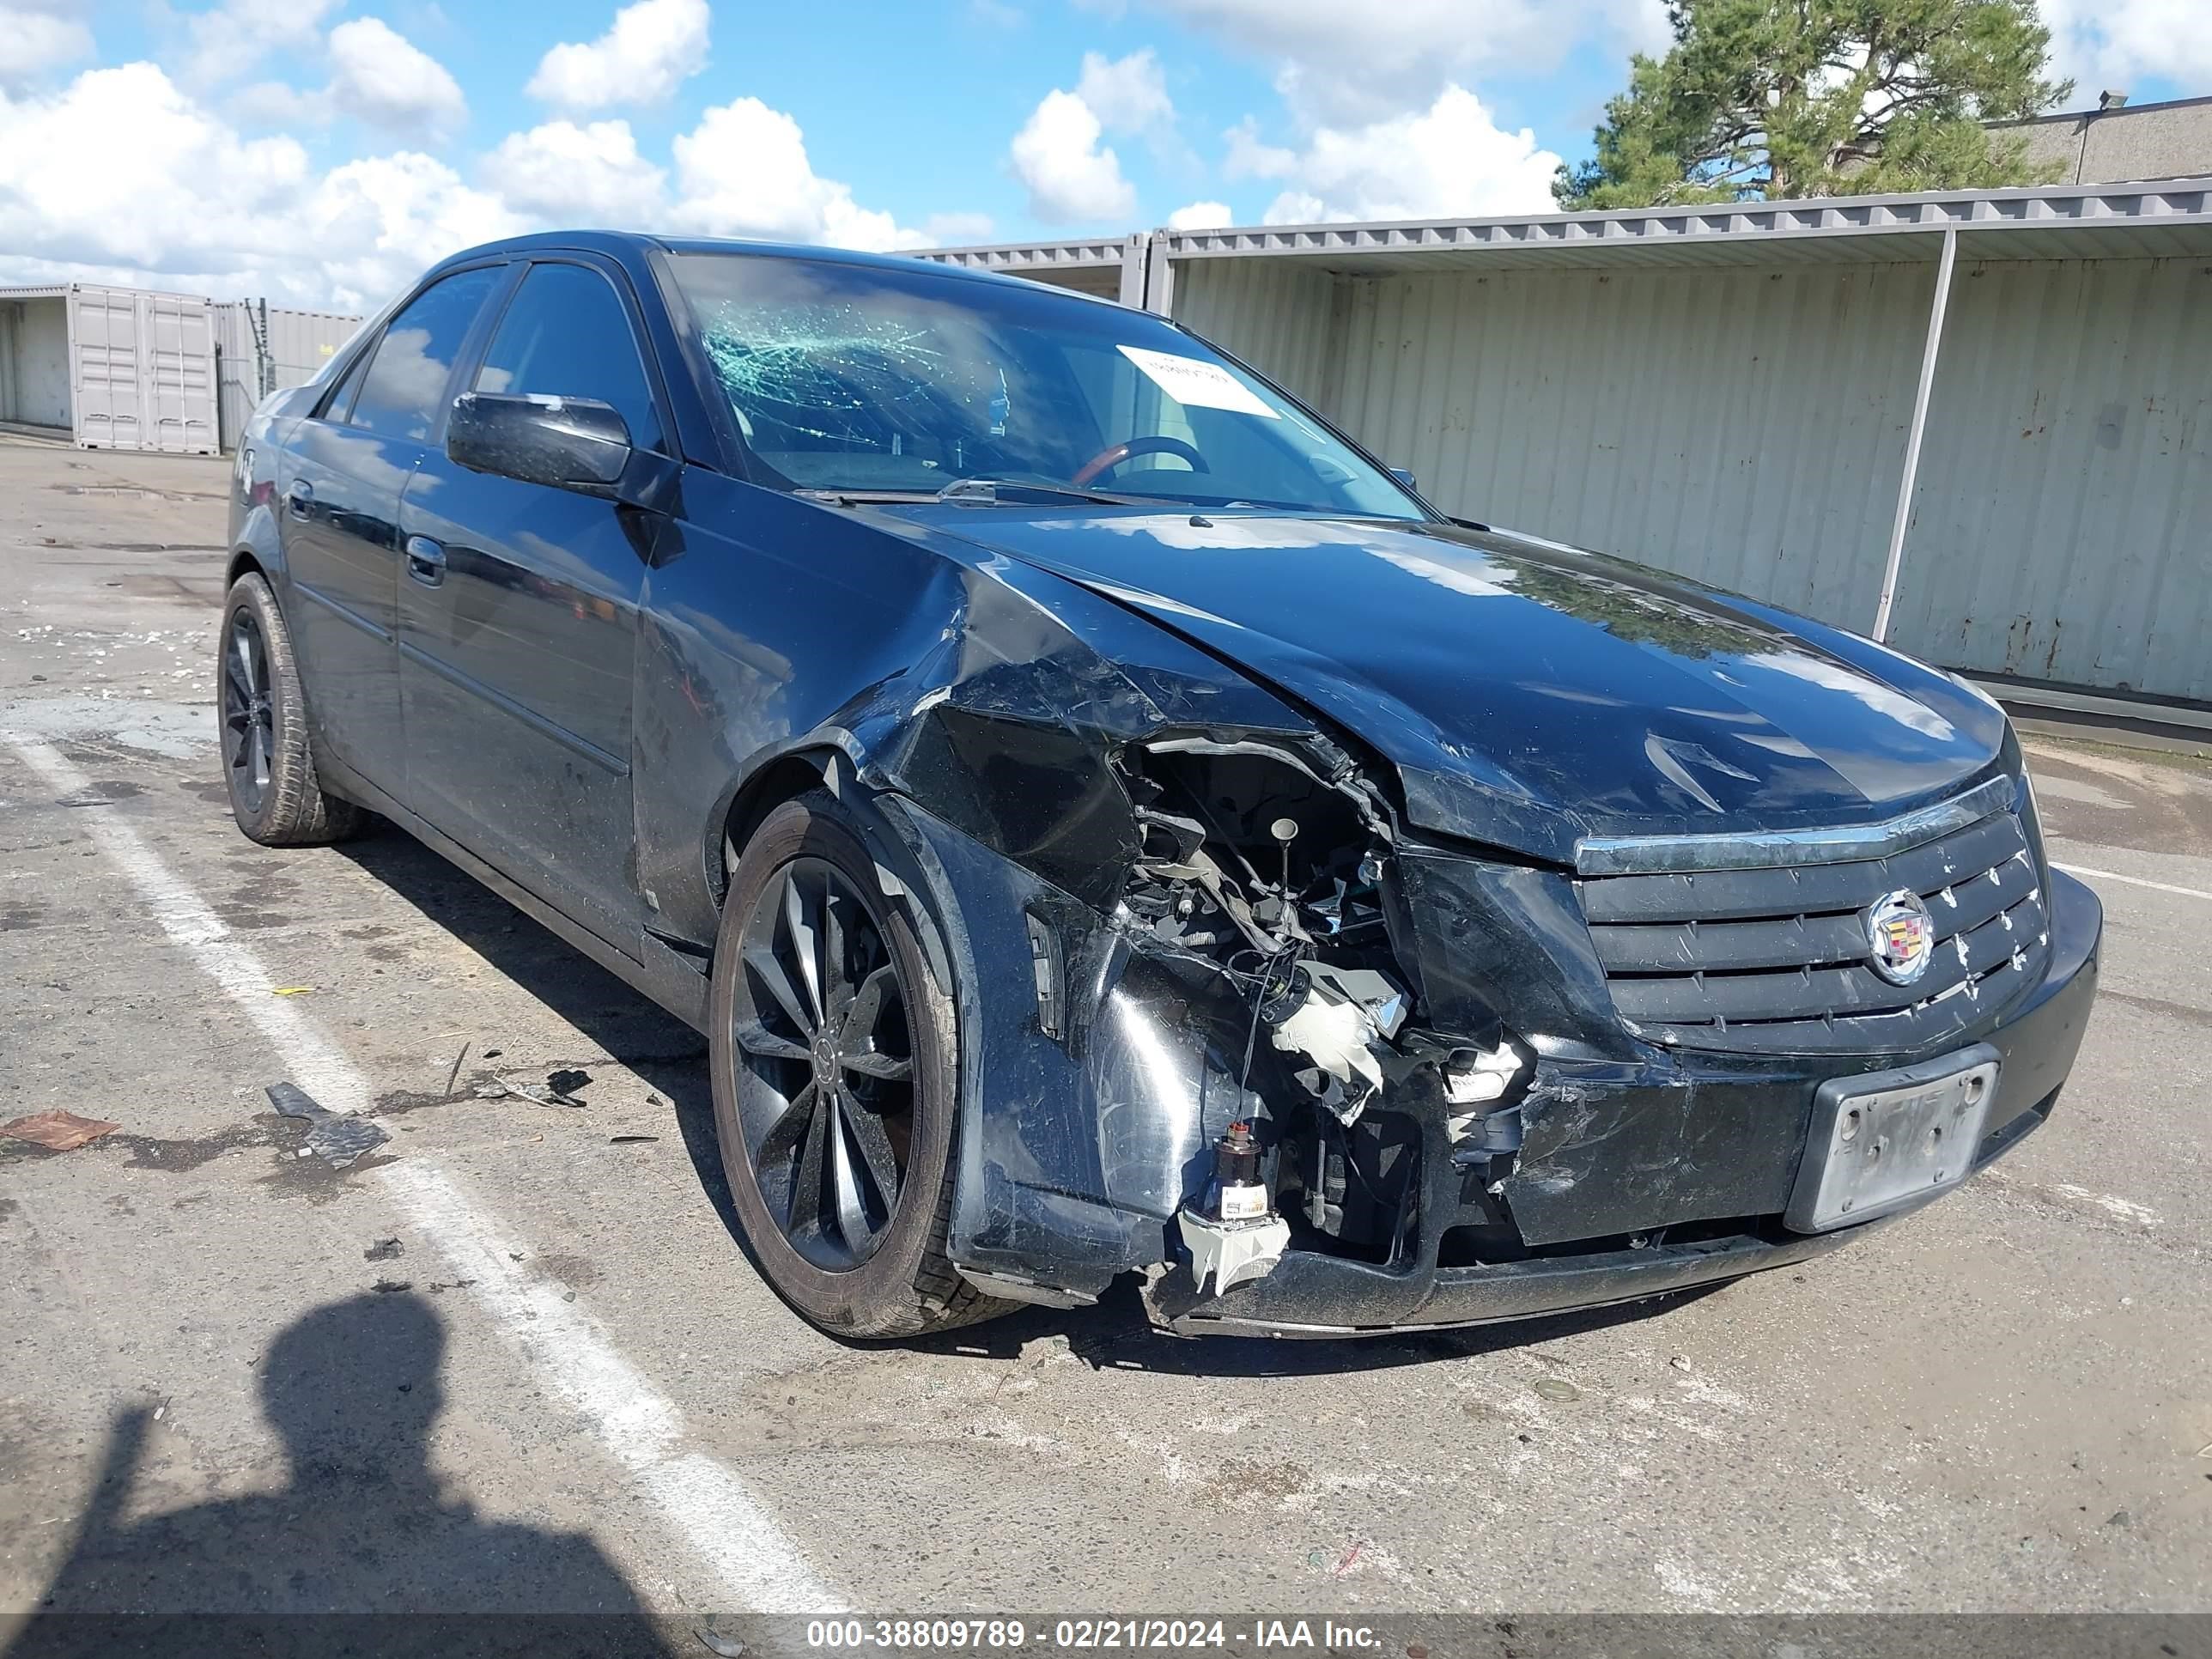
[1785,1044,2000,1233]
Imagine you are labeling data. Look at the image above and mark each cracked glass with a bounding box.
[668,252,1423,518]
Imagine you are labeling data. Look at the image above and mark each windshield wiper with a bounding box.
[934,477,1138,507]
[794,478,1142,508]
[794,488,939,506]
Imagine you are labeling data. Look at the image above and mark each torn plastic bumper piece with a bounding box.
[1176,1120,1291,1295]
[956,1267,1099,1310]
[1143,1220,1871,1338]
[1178,1210,1291,1296]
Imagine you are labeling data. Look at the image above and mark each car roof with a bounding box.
[422,228,1121,307]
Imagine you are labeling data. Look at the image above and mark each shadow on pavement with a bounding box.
[6,1290,677,1657]
[332,831,743,1249]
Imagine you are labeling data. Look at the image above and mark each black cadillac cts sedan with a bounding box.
[222,232,2100,1340]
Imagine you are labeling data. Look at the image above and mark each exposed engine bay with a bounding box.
[1113,736,1531,1292]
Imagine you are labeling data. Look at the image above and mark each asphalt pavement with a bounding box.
[1,436,2207,1628]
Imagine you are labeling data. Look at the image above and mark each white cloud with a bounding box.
[0,61,515,311]
[227,79,320,125]
[1076,47,1173,132]
[1137,0,1668,124]
[2039,0,2212,101]
[175,0,343,88]
[326,18,468,136]
[0,63,311,279]
[1231,86,1561,225]
[482,119,665,221]
[1222,117,1296,180]
[1261,191,1325,225]
[302,152,527,310]
[921,210,997,245]
[527,0,711,111]
[0,3,94,89]
[196,16,465,138]
[1010,88,1137,222]
[1165,199,1233,229]
[0,57,947,307]
[670,96,918,251]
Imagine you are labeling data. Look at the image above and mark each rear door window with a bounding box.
[348,266,504,441]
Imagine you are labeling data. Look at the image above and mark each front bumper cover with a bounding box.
[1149,866,2099,1337]
[886,789,2100,1340]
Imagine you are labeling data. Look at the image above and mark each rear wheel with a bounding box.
[709,791,1010,1338]
[218,573,367,845]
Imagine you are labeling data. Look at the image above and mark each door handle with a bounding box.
[404,536,447,587]
[285,480,313,520]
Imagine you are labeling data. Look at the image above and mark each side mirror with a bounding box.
[447,392,633,497]
[1389,466,1419,493]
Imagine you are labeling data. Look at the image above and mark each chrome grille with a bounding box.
[1578,804,2049,1054]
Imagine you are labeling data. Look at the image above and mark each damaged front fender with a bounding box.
[640,497,1567,1311]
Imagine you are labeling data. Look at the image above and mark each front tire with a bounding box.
[217,573,367,845]
[709,791,1010,1339]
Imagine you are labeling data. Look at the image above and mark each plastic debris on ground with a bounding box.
[265,1081,390,1169]
[475,1071,592,1108]
[3,1109,121,1152]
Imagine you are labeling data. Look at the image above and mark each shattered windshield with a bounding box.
[667,252,1424,518]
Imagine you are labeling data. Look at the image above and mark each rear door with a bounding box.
[396,257,676,954]
[276,264,507,794]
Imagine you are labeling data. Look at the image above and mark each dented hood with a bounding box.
[912,508,2009,866]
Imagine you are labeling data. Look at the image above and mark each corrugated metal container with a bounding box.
[1317,259,1941,631]
[0,283,220,453]
[1113,184,2212,702]
[913,236,1148,307]
[1896,256,2212,700]
[1165,257,1340,409]
[215,302,362,449]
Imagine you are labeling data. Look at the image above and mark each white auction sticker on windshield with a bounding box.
[1117,345,1280,419]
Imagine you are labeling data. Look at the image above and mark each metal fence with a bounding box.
[214,301,362,451]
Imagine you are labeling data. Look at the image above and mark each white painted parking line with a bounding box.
[13,741,369,1110]
[2052,861,2212,904]
[9,738,842,1616]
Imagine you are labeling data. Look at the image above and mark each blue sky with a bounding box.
[0,0,2198,311]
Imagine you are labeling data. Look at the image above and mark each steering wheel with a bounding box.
[1072,434,1210,488]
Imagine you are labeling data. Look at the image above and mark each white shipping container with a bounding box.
[0,283,221,453]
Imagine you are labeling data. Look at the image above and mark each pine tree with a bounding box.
[1557,0,2072,209]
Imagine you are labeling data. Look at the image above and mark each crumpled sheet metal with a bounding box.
[266,1082,389,1169]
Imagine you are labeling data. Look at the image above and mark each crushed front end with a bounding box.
[870,697,2100,1337]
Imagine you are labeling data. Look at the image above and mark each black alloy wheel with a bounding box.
[221,608,276,817]
[729,855,918,1270]
[708,789,1009,1338]
[216,571,366,846]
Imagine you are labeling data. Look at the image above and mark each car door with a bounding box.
[395,257,675,956]
[276,264,507,795]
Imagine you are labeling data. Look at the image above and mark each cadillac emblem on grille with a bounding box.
[1865,889,1936,985]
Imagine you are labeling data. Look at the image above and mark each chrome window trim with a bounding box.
[1574,774,2018,877]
